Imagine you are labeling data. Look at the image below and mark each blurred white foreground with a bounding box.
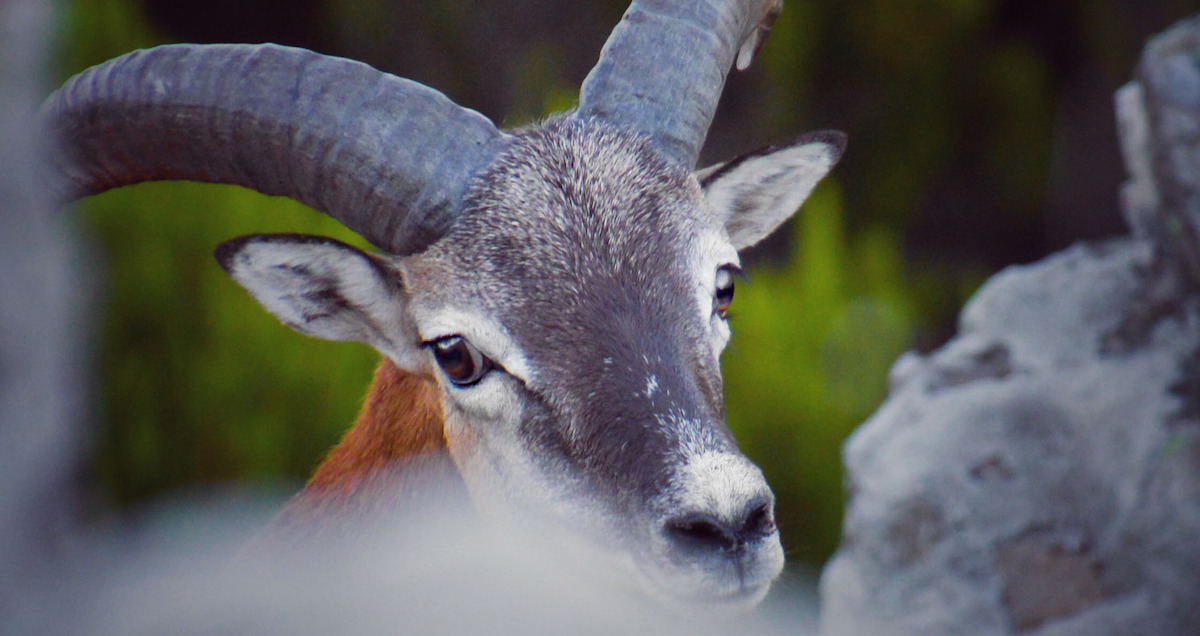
[6,482,817,636]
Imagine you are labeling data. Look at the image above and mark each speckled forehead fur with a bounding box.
[457,117,704,294]
[409,117,736,501]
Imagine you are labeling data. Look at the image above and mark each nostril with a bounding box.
[666,514,737,552]
[664,501,778,555]
[741,502,776,541]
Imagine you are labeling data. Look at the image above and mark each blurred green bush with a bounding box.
[724,183,914,563]
[79,183,380,504]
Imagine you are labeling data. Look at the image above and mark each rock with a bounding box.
[1121,14,1200,287]
[820,240,1200,635]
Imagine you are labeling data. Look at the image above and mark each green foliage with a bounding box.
[723,183,920,562]
[980,42,1055,210]
[53,0,162,81]
[78,184,380,505]
[510,39,577,124]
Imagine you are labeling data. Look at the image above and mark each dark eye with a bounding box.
[714,265,738,318]
[429,336,493,386]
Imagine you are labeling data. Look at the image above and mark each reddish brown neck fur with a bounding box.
[271,359,463,535]
[308,359,447,490]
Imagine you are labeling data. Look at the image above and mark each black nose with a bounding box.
[664,500,777,554]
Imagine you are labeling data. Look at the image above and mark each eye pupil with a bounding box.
[431,336,491,386]
[715,265,736,318]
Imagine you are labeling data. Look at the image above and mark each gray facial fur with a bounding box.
[215,113,841,606]
[407,118,741,531]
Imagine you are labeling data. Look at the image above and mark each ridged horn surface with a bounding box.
[574,0,777,168]
[41,43,507,255]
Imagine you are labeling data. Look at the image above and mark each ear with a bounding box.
[700,130,846,250]
[215,234,422,370]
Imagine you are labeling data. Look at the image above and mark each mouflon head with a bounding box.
[43,0,842,609]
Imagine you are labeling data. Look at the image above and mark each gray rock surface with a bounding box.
[1123,14,1200,287]
[820,240,1200,635]
[819,13,1200,636]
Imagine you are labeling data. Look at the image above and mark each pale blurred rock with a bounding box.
[1128,15,1200,285]
[0,0,91,632]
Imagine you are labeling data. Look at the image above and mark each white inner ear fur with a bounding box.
[702,138,841,251]
[221,238,422,370]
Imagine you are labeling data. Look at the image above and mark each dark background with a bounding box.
[55,0,1200,566]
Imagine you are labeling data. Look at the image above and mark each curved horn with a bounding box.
[41,44,508,255]
[574,0,779,168]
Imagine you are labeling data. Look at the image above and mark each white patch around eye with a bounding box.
[710,316,732,353]
[441,365,522,425]
[413,308,533,383]
[686,227,739,358]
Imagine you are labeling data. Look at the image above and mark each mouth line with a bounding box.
[676,578,772,606]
